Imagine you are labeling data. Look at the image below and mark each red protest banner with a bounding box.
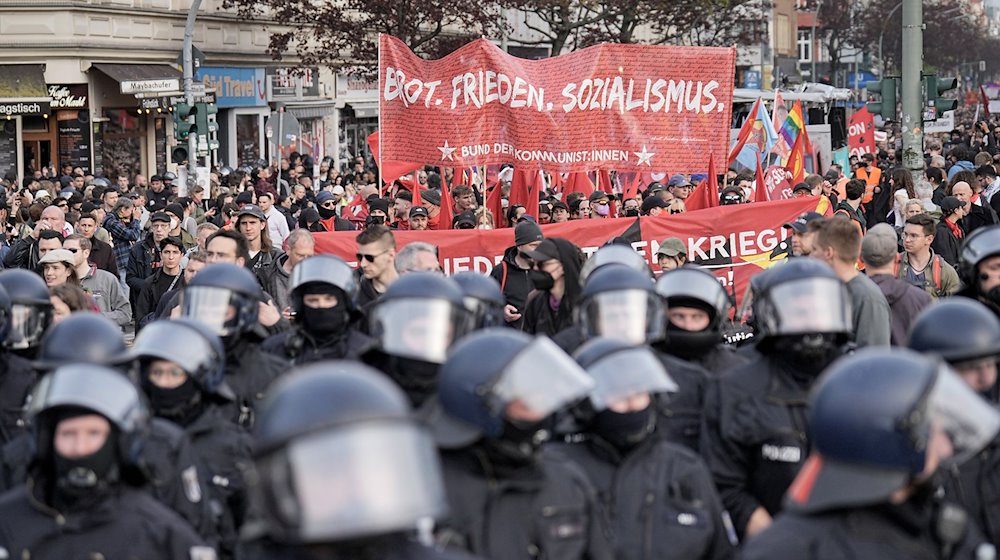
[378,34,736,174]
[313,197,824,307]
[847,107,876,158]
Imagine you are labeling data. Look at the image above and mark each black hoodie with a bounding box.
[489,246,533,331]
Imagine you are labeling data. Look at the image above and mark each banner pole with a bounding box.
[376,34,383,196]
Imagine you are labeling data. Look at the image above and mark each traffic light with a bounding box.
[173,102,197,142]
[925,75,958,113]
[866,78,898,121]
[194,102,218,138]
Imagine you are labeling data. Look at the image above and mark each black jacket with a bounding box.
[262,327,375,365]
[438,445,613,560]
[184,404,253,559]
[135,268,182,326]
[90,237,120,277]
[961,203,999,236]
[931,220,963,267]
[489,247,533,331]
[257,254,292,315]
[126,233,161,300]
[247,247,281,279]
[550,436,735,560]
[944,435,1000,546]
[0,352,34,446]
[700,354,814,539]
[0,484,209,560]
[2,236,41,270]
[240,534,486,560]
[522,288,576,336]
[221,333,289,429]
[739,497,990,560]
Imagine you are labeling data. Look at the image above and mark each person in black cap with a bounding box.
[589,190,612,219]
[641,196,670,216]
[782,211,823,257]
[520,237,585,336]
[421,189,443,229]
[409,206,430,231]
[489,220,544,330]
[720,185,744,205]
[164,203,197,251]
[551,200,570,222]
[934,196,966,266]
[125,211,171,312]
[791,182,813,198]
[313,191,355,231]
[452,211,476,229]
[366,197,392,228]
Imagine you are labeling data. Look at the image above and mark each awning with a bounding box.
[286,99,337,120]
[0,65,49,101]
[92,63,183,95]
[346,101,378,119]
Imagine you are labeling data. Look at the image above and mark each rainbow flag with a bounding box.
[777,100,805,164]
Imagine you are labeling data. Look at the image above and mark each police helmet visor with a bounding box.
[181,286,255,337]
[29,365,148,432]
[655,268,730,318]
[257,421,448,543]
[462,296,504,329]
[369,299,468,364]
[579,245,650,284]
[492,337,595,419]
[756,277,852,336]
[290,257,357,300]
[586,349,678,411]
[580,290,665,344]
[7,303,51,350]
[927,364,1000,466]
[128,322,216,380]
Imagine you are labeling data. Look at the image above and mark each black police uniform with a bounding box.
[654,339,750,377]
[221,330,288,428]
[262,326,374,364]
[0,484,213,560]
[700,355,812,539]
[438,445,613,560]
[551,436,735,560]
[0,352,34,445]
[945,437,1000,546]
[241,534,484,560]
[739,495,992,560]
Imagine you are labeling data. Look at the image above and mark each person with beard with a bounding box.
[239,362,483,560]
[654,266,750,375]
[431,329,612,560]
[741,349,998,559]
[129,319,252,560]
[0,269,53,360]
[362,273,471,412]
[180,263,289,429]
[551,338,735,560]
[0,313,218,543]
[554,262,714,452]
[521,237,585,336]
[263,255,374,364]
[700,259,852,541]
[314,191,355,231]
[909,299,1000,545]
[0,363,212,559]
[957,225,1000,319]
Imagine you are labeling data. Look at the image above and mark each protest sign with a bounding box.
[314,197,825,307]
[378,34,736,174]
[847,107,876,158]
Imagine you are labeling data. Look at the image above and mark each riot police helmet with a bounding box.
[128,318,229,398]
[579,243,651,285]
[747,258,852,341]
[0,269,53,350]
[34,313,127,370]
[452,272,505,330]
[181,262,264,336]
[959,225,1000,299]
[578,264,664,344]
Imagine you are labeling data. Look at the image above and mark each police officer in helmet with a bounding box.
[654,266,749,375]
[741,349,999,559]
[0,269,53,359]
[452,272,505,331]
[240,361,480,560]
[909,299,1000,545]
[129,318,252,559]
[363,273,472,410]
[0,312,219,542]
[431,329,613,560]
[958,225,1000,318]
[701,259,852,540]
[262,255,374,364]
[550,338,735,560]
[0,364,213,559]
[0,283,36,445]
[181,262,288,428]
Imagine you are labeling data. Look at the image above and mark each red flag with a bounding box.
[785,133,805,184]
[623,172,642,202]
[983,85,991,118]
[510,169,542,219]
[367,131,422,184]
[684,153,720,211]
[397,176,422,208]
[563,172,594,197]
[437,172,454,230]
[753,152,769,203]
[485,181,504,227]
[728,98,761,165]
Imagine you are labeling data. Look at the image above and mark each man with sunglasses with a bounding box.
[315,190,355,231]
[64,234,131,328]
[355,224,399,311]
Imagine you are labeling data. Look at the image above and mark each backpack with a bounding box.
[894,253,942,293]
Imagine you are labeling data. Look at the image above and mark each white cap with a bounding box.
[331,186,345,195]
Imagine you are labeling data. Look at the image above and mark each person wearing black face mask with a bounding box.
[549,339,735,560]
[958,225,1000,319]
[431,329,612,560]
[489,220,544,330]
[312,191,355,231]
[909,299,1000,545]
[362,273,472,412]
[521,237,585,336]
[0,364,213,559]
[263,255,374,365]
[700,259,852,542]
[653,266,749,375]
[130,318,251,560]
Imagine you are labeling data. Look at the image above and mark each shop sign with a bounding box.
[48,85,88,109]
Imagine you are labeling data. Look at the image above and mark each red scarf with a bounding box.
[945,218,964,240]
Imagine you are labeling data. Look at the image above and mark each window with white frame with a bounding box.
[798,29,812,63]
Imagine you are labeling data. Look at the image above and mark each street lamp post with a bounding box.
[878,1,903,76]
[182,0,202,196]
[900,0,924,170]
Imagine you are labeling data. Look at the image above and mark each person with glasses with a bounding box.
[64,234,131,328]
[355,225,398,311]
[314,190,355,231]
[897,213,961,298]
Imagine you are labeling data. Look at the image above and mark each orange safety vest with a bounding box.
[856,167,881,203]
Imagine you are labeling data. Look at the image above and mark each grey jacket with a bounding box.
[81,264,133,327]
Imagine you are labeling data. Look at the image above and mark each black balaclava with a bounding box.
[297,285,350,338]
[482,418,548,468]
[380,354,440,409]
[591,404,656,453]
[318,205,338,220]
[49,409,120,511]
[658,297,720,360]
[770,334,843,383]
[142,374,205,427]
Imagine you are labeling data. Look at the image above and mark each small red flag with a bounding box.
[684,153,720,211]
